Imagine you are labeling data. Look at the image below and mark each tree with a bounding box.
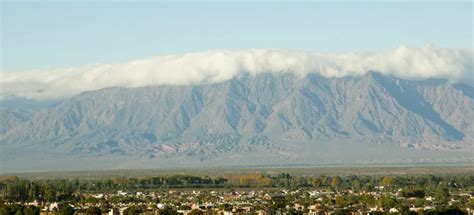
[331,177,342,191]
[360,194,376,209]
[434,184,449,204]
[362,182,374,192]
[399,187,425,198]
[381,177,392,188]
[377,195,396,209]
[158,207,179,215]
[57,204,74,215]
[85,206,101,215]
[218,203,232,211]
[335,195,358,208]
[351,178,361,192]
[311,178,322,188]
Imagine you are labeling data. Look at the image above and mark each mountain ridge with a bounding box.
[1,72,473,172]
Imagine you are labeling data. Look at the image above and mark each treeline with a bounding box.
[1,174,474,203]
[0,175,227,202]
[227,173,474,192]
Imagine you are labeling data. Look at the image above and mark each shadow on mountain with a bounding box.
[372,73,464,140]
[453,83,474,100]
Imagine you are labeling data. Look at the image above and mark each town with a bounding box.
[1,173,473,215]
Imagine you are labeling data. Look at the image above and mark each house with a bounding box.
[409,207,423,212]
[117,190,128,196]
[48,202,59,211]
[294,203,304,211]
[264,193,285,201]
[424,206,435,211]
[389,208,399,213]
[92,193,104,198]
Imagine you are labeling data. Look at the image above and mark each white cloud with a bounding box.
[0,45,472,101]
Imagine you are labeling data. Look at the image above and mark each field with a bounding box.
[4,163,473,179]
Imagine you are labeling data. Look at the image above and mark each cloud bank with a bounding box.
[1,45,472,101]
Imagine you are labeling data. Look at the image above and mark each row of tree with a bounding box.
[1,174,473,202]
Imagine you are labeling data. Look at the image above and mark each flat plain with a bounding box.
[4,163,473,179]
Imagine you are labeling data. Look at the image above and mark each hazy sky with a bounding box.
[1,1,472,71]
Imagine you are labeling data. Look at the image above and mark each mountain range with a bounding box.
[1,72,473,173]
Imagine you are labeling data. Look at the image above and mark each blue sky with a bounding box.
[1,1,472,71]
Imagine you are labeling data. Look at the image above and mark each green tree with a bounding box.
[23,206,40,215]
[311,178,322,188]
[434,184,449,204]
[56,204,74,215]
[381,177,392,188]
[351,178,361,192]
[85,206,101,215]
[377,195,396,209]
[331,177,342,191]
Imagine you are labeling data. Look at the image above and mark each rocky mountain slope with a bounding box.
[1,72,473,172]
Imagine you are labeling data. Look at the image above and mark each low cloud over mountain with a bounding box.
[1,45,472,101]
